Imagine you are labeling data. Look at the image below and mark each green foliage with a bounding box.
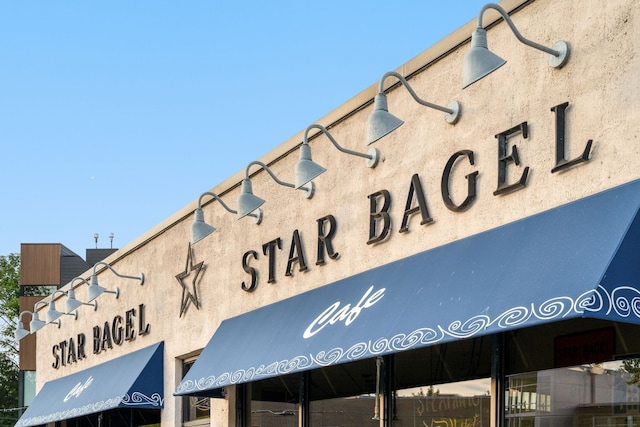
[412,385,440,396]
[0,353,19,426]
[0,253,20,357]
[0,253,20,425]
[620,358,640,385]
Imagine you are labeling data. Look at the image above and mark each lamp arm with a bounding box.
[244,161,295,189]
[479,3,562,57]
[379,71,455,114]
[50,289,66,301]
[304,124,374,161]
[17,310,33,322]
[33,301,48,312]
[92,261,145,285]
[197,191,237,214]
[196,190,260,220]
[69,276,90,290]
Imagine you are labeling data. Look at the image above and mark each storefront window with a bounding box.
[250,376,298,427]
[251,400,298,427]
[391,335,492,427]
[182,358,210,425]
[250,378,491,427]
[395,378,491,427]
[505,319,640,427]
[242,321,640,426]
[308,358,379,427]
[304,337,491,427]
[506,361,640,427]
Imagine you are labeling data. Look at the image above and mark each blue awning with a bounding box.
[175,179,640,397]
[17,342,163,427]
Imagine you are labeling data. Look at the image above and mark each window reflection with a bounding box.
[506,361,640,427]
[182,358,210,424]
[251,375,298,427]
[396,379,491,427]
[251,400,298,427]
[242,321,640,426]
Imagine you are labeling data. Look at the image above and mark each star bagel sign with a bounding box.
[175,101,593,317]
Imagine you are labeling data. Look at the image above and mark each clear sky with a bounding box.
[0,1,490,259]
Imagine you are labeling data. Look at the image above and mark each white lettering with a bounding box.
[64,376,94,402]
[303,285,385,339]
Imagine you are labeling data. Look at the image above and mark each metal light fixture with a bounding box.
[367,71,460,145]
[191,191,262,244]
[462,3,570,88]
[30,301,59,333]
[86,261,144,302]
[15,311,33,340]
[295,124,380,189]
[46,290,78,323]
[15,284,95,340]
[65,278,98,313]
[237,160,315,220]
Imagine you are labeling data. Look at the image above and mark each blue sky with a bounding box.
[0,1,490,258]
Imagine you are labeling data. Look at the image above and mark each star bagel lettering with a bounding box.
[52,304,150,370]
[237,101,592,291]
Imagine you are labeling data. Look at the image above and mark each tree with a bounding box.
[0,253,20,426]
[412,385,440,396]
[620,358,640,385]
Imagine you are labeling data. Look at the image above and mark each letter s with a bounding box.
[242,250,258,292]
[52,344,60,369]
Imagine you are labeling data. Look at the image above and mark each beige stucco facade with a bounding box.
[26,0,640,425]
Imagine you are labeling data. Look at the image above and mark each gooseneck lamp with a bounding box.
[86,261,145,302]
[15,311,33,340]
[237,160,315,220]
[15,281,100,340]
[30,301,59,333]
[295,124,380,189]
[367,71,461,145]
[191,191,262,244]
[46,290,78,323]
[462,3,570,88]
[65,278,98,313]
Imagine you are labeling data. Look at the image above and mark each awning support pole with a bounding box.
[299,371,310,427]
[235,383,249,427]
[383,354,396,427]
[491,333,506,427]
[373,357,382,421]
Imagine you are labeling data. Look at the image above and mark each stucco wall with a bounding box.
[31,0,640,424]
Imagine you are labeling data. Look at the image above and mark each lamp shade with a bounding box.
[67,287,91,313]
[462,28,507,89]
[237,178,265,220]
[87,277,107,302]
[88,273,121,302]
[46,300,64,323]
[367,93,404,145]
[15,321,29,340]
[191,208,216,243]
[295,143,327,189]
[66,288,82,313]
[29,312,46,333]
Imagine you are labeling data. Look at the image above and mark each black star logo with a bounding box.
[175,243,205,317]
